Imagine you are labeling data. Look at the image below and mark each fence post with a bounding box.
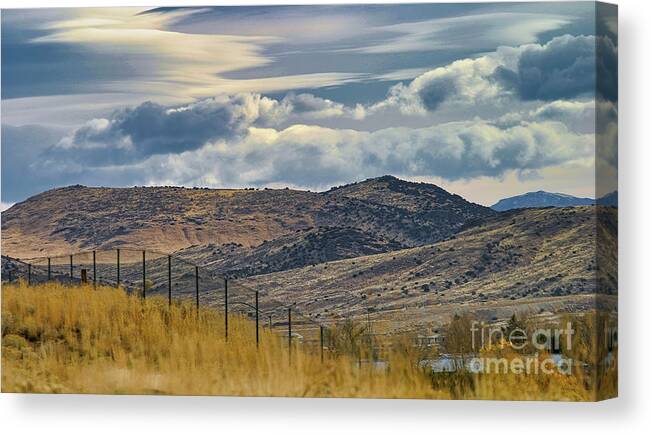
[142,250,146,299]
[255,291,259,347]
[69,254,73,280]
[269,315,273,330]
[168,255,172,307]
[320,325,324,363]
[116,249,120,287]
[47,257,51,281]
[288,307,292,360]
[224,278,229,341]
[92,251,97,287]
[28,263,32,286]
[195,266,199,311]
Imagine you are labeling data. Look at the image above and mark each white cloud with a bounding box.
[0,93,191,128]
[30,8,365,99]
[16,31,613,207]
[369,55,504,115]
[368,34,613,117]
[349,12,572,54]
[530,100,594,121]
[49,92,372,166]
[49,93,290,165]
[130,119,594,191]
[6,97,602,206]
[372,68,432,82]
[281,93,366,120]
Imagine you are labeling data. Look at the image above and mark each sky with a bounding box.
[1,3,618,208]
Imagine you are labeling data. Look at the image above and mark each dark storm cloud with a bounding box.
[47,91,373,170]
[51,94,287,166]
[596,35,618,102]
[515,35,595,100]
[374,34,617,116]
[417,77,457,111]
[494,34,617,102]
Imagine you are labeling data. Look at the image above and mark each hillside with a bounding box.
[241,206,618,332]
[1,176,495,258]
[177,226,407,278]
[1,180,618,334]
[597,191,618,207]
[491,191,595,211]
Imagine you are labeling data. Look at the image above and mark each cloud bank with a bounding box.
[2,34,615,204]
[371,34,617,116]
[165,119,592,187]
[48,34,608,166]
[38,117,594,193]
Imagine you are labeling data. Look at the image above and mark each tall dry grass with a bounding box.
[1,281,615,400]
[1,281,440,398]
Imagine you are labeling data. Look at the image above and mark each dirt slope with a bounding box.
[1,176,494,258]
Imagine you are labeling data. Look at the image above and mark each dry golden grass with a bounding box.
[1,281,615,400]
[1,281,441,398]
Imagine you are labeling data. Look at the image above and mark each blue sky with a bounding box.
[1,3,617,207]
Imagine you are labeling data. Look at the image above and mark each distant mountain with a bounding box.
[491,191,595,211]
[597,191,618,207]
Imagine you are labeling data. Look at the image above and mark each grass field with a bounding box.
[1,281,615,400]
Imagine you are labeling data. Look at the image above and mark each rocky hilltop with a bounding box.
[1,176,495,258]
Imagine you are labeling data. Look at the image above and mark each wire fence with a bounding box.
[5,247,608,372]
[1,249,351,359]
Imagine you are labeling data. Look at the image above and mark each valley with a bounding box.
[1,176,617,334]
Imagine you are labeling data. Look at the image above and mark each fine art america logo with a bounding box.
[468,321,574,375]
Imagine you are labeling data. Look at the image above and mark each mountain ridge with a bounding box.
[491,190,596,211]
[597,191,618,206]
[1,176,496,258]
[1,179,618,332]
